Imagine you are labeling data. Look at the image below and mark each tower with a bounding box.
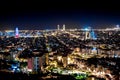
[63,24,65,31]
[15,27,19,38]
[57,24,60,30]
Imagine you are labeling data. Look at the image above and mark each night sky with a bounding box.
[0,0,120,30]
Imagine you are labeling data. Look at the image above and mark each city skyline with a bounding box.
[0,1,120,29]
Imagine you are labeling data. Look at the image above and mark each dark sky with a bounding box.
[0,0,120,30]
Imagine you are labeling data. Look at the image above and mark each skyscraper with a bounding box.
[15,27,19,38]
[27,58,33,72]
[57,24,60,30]
[63,24,65,30]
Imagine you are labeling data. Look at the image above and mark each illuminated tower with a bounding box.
[15,27,19,38]
[63,24,65,31]
[57,24,60,30]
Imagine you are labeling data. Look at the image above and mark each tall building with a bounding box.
[27,58,33,72]
[33,57,44,71]
[57,24,60,30]
[63,24,65,30]
[33,57,39,71]
[15,27,19,38]
[27,56,46,72]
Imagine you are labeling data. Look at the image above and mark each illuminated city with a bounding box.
[0,0,120,80]
[0,25,120,80]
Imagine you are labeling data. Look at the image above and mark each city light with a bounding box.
[57,56,62,61]
[0,27,119,80]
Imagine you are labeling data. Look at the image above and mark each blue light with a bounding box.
[11,64,17,69]
[84,28,89,31]
[91,30,97,40]
[17,48,22,51]
[114,54,118,58]
[17,68,20,71]
[13,68,15,71]
[92,47,96,50]
[12,65,16,68]
[15,27,19,35]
